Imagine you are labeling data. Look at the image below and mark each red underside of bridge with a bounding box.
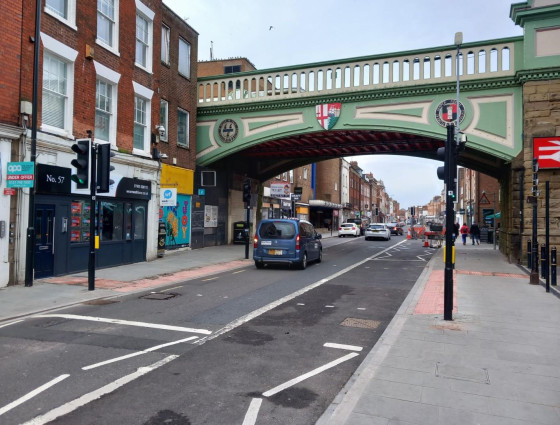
[242,130,442,159]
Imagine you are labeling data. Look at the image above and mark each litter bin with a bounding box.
[233,221,249,244]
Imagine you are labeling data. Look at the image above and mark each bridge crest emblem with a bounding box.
[435,100,465,127]
[316,103,341,130]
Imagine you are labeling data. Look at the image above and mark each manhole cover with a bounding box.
[82,299,119,305]
[140,292,179,300]
[340,318,381,329]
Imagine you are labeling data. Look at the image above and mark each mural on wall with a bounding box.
[159,194,191,248]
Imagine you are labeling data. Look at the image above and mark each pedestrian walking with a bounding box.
[460,223,469,245]
[454,222,460,242]
[470,222,481,245]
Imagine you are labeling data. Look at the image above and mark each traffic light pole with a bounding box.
[444,124,455,321]
[88,137,96,291]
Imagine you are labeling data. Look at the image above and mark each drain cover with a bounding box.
[435,362,490,384]
[140,292,178,300]
[340,318,381,329]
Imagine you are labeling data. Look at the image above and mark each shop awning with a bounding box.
[309,200,342,209]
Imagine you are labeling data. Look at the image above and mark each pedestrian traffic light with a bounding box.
[71,138,91,189]
[242,180,251,204]
[97,143,115,193]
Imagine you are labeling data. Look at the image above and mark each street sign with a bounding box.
[479,193,491,205]
[7,161,34,188]
[534,137,560,169]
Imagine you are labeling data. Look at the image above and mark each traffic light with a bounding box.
[242,180,251,204]
[71,138,91,189]
[436,125,457,199]
[532,158,539,196]
[97,143,115,193]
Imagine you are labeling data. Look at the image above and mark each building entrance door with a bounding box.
[34,204,55,279]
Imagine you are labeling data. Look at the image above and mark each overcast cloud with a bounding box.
[164,0,523,207]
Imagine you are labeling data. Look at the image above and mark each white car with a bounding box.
[365,224,391,241]
[338,222,360,237]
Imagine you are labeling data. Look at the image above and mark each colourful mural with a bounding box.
[159,194,191,248]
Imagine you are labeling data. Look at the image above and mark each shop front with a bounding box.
[309,200,342,231]
[33,164,151,278]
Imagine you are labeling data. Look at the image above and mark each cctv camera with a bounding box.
[159,153,168,159]
[155,125,166,137]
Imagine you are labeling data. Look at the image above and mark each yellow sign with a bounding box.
[161,164,194,194]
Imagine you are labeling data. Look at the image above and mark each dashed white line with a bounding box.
[262,352,359,397]
[21,356,177,425]
[325,305,335,308]
[0,374,70,417]
[324,342,363,352]
[82,336,198,370]
[242,397,262,425]
[33,314,212,335]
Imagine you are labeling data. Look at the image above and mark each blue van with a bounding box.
[253,219,322,269]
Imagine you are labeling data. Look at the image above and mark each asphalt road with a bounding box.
[0,235,434,425]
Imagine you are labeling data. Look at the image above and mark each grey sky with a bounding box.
[164,0,523,208]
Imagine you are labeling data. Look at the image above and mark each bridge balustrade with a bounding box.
[198,39,519,106]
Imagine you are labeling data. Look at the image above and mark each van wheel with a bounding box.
[299,253,308,270]
[317,249,323,263]
[255,261,264,269]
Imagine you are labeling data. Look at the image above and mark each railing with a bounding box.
[198,38,520,107]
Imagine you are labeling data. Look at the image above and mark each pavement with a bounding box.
[1,231,559,425]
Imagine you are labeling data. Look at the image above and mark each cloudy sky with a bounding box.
[164,0,523,207]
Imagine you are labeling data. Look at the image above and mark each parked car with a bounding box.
[365,224,391,241]
[253,219,322,270]
[386,222,403,235]
[338,222,361,237]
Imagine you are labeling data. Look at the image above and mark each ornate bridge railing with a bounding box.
[198,37,521,107]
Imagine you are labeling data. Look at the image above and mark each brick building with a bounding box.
[1,0,197,285]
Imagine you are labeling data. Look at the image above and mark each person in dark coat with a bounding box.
[454,222,460,242]
[469,222,481,245]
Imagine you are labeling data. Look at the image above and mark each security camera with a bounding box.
[155,125,166,138]
[159,153,168,159]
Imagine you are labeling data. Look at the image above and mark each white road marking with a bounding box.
[82,336,198,370]
[0,320,23,329]
[202,276,219,281]
[0,374,69,417]
[163,286,183,292]
[357,308,366,311]
[262,352,359,397]
[194,240,407,346]
[32,314,212,335]
[241,397,262,425]
[296,303,305,306]
[324,343,363,352]
[325,305,335,308]
[21,356,177,425]
[233,270,246,274]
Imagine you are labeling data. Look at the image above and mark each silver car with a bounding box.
[365,224,391,241]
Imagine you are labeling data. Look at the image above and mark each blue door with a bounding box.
[34,204,55,279]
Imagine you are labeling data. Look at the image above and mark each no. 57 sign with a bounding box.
[534,137,560,169]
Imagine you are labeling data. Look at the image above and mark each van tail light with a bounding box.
[296,234,300,250]
[253,234,258,248]
[338,227,342,231]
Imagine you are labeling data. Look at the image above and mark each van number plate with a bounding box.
[269,249,283,255]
